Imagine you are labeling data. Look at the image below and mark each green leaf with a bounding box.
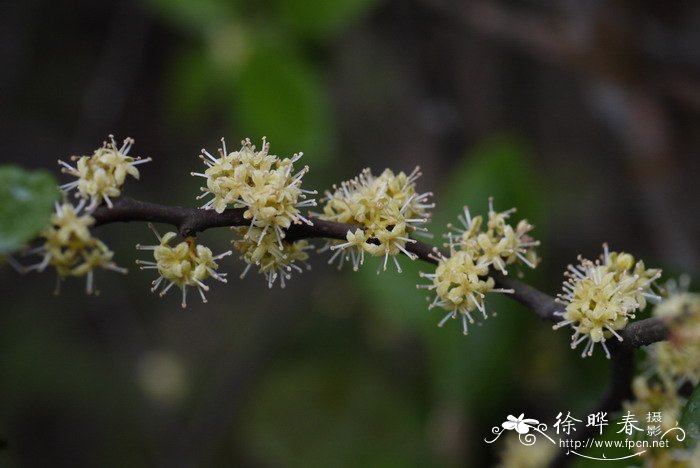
[242,357,428,467]
[166,49,217,125]
[0,166,59,255]
[274,0,376,39]
[680,383,700,444]
[434,135,543,229]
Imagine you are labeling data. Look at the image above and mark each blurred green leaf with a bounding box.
[242,357,429,467]
[434,135,543,228]
[355,257,427,331]
[147,0,235,32]
[228,44,333,170]
[274,0,376,39]
[0,166,58,255]
[166,49,217,125]
[680,384,700,444]
[0,306,146,467]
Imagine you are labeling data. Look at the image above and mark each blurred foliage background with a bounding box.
[1,0,699,466]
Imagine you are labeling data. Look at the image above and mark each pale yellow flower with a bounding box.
[649,290,700,388]
[192,138,316,245]
[417,199,537,334]
[448,198,540,273]
[59,135,150,211]
[554,245,661,358]
[319,167,433,272]
[26,200,126,293]
[136,224,231,307]
[418,237,513,335]
[622,376,690,467]
[620,279,699,467]
[233,226,312,288]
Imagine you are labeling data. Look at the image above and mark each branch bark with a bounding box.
[91,196,668,349]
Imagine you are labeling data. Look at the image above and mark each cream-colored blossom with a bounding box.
[418,237,513,335]
[622,376,689,466]
[554,245,661,358]
[233,226,312,288]
[621,278,700,467]
[448,198,540,274]
[26,200,126,293]
[319,167,433,273]
[59,135,150,211]
[327,228,369,271]
[192,138,316,245]
[649,289,700,388]
[625,376,683,435]
[136,224,231,307]
[417,199,538,334]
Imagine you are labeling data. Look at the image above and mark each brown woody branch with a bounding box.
[92,196,668,349]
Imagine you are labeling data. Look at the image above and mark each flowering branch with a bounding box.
[19,135,692,468]
[91,196,668,348]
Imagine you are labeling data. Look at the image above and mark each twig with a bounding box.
[91,196,668,349]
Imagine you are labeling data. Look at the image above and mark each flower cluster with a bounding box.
[648,278,700,388]
[622,280,700,466]
[58,135,150,211]
[623,372,700,466]
[191,137,317,287]
[448,199,539,274]
[26,201,126,293]
[232,226,312,288]
[136,224,231,307]
[624,376,683,437]
[418,200,538,335]
[318,167,433,272]
[192,138,316,242]
[554,244,662,358]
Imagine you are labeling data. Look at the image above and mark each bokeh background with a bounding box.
[1,0,699,466]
